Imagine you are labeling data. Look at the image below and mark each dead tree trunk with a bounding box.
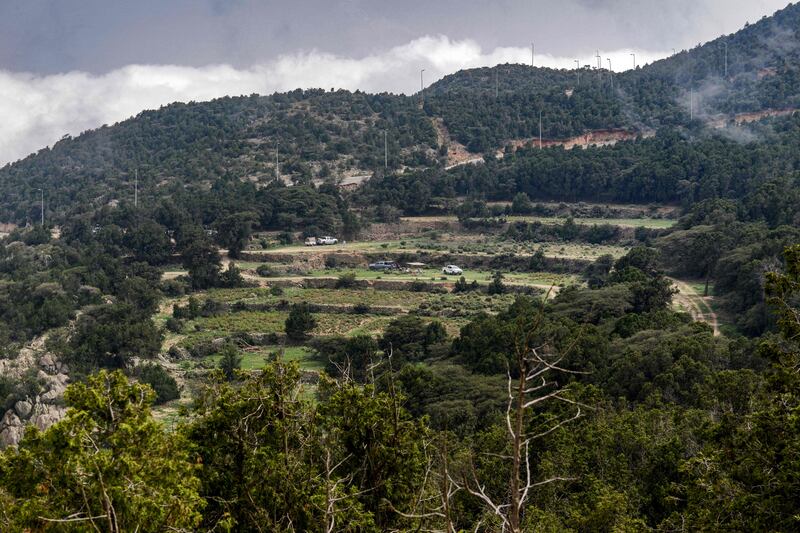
[466,307,587,532]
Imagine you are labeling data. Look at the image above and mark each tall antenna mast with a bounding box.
[275,142,279,180]
[134,168,138,208]
[495,68,498,99]
[690,88,694,120]
[384,130,388,169]
[607,58,613,90]
[531,43,535,67]
[630,53,636,69]
[596,49,601,69]
[420,69,425,104]
[574,60,580,84]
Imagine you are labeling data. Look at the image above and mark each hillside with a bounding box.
[426,2,800,150]
[1,2,799,225]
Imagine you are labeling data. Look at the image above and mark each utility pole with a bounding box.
[531,43,535,67]
[690,88,694,120]
[420,69,425,104]
[134,168,138,208]
[384,130,388,169]
[596,49,601,69]
[672,48,677,56]
[630,53,636,69]
[607,58,613,90]
[495,68,498,99]
[574,59,580,85]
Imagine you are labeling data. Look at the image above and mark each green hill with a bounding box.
[1,2,799,224]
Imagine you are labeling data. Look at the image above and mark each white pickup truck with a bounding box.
[317,236,339,245]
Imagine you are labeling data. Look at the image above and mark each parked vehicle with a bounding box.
[368,260,399,271]
[441,265,463,275]
[317,236,338,245]
[304,237,318,246]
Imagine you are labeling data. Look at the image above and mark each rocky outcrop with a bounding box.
[0,346,70,448]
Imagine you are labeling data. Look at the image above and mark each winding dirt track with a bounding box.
[670,278,720,336]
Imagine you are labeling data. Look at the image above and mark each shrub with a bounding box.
[270,285,284,296]
[165,317,184,333]
[277,231,294,245]
[352,303,370,314]
[487,271,506,295]
[256,264,275,277]
[335,272,358,288]
[218,342,242,381]
[285,303,316,341]
[134,364,180,405]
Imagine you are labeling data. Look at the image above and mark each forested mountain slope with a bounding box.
[1,2,799,225]
[426,2,800,150]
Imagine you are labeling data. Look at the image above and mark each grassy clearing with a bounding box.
[206,345,323,371]
[274,267,578,287]
[247,237,628,261]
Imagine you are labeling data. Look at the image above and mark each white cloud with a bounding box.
[0,36,668,166]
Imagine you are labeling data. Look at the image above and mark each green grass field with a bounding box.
[206,345,323,371]
[273,267,578,287]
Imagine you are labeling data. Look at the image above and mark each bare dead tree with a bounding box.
[465,298,588,532]
[386,435,462,533]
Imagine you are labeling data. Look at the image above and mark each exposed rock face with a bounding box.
[0,346,70,448]
[14,400,32,418]
[0,411,23,447]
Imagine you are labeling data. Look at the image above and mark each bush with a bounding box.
[409,280,428,292]
[285,303,316,341]
[335,272,358,288]
[165,317,184,333]
[160,279,186,297]
[277,231,294,245]
[487,271,507,295]
[135,364,180,405]
[256,264,275,277]
[352,303,370,314]
[218,342,242,381]
[270,285,284,296]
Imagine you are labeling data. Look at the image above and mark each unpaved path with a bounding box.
[670,278,720,336]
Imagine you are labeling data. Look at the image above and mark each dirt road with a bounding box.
[670,278,720,336]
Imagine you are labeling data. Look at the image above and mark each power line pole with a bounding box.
[596,49,601,69]
[574,59,580,85]
[630,53,636,69]
[607,58,613,90]
[384,130,388,169]
[495,68,498,99]
[531,43,535,67]
[38,188,44,225]
[420,69,425,104]
[690,88,694,120]
[134,168,138,208]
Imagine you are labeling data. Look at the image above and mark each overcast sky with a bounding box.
[0,0,791,165]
